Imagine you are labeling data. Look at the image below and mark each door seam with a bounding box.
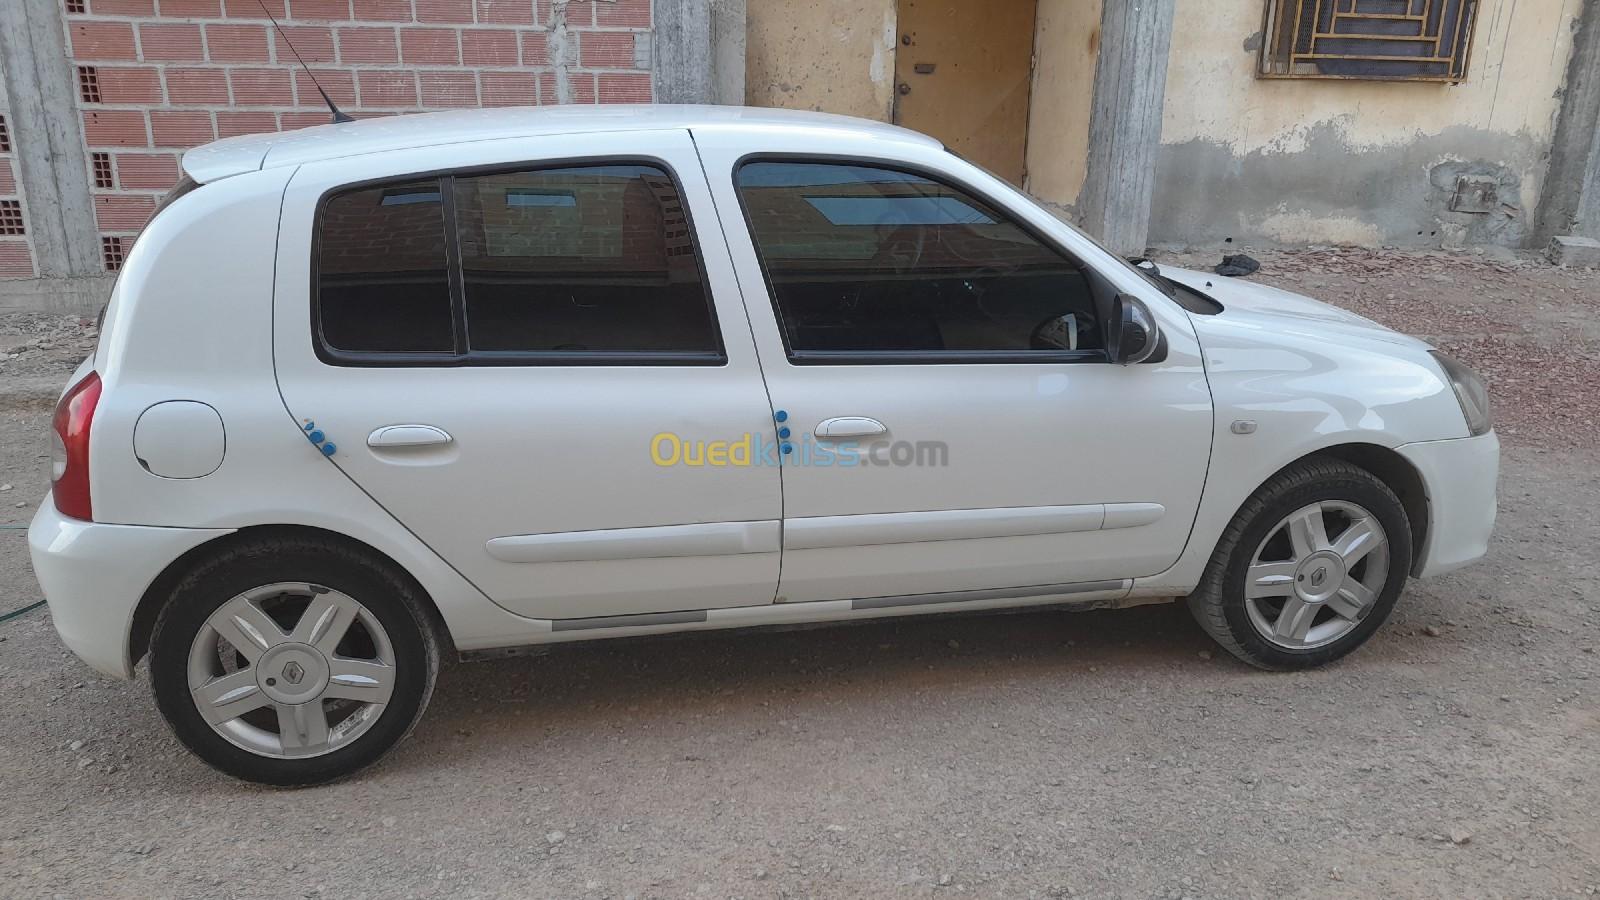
[689,127,788,602]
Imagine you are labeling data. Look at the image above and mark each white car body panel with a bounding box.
[271,129,784,621]
[1130,267,1478,595]
[28,500,231,679]
[693,127,1213,604]
[28,106,1498,678]
[1398,431,1500,576]
[181,105,933,183]
[82,164,563,656]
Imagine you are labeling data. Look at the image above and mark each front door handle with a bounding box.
[368,424,453,448]
[816,416,887,439]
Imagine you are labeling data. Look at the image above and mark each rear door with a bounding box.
[273,130,783,622]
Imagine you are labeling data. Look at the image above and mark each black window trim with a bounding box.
[310,155,728,368]
[731,152,1115,367]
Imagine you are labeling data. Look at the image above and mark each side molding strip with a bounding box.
[852,579,1129,611]
[1102,502,1165,529]
[486,520,781,564]
[785,504,1165,550]
[552,609,710,631]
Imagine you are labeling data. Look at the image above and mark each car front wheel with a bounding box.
[1187,457,1413,670]
[149,536,439,786]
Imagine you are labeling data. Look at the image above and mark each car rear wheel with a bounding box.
[1187,457,1413,670]
[150,536,439,786]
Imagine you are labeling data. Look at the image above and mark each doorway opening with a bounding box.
[892,0,1038,185]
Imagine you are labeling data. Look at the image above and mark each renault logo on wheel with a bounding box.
[1309,567,1328,588]
[282,660,306,685]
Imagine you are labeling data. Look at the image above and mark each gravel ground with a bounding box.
[1,250,1597,899]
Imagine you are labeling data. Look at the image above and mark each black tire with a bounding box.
[149,535,440,786]
[1186,457,1413,670]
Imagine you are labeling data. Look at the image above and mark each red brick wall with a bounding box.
[62,0,655,274]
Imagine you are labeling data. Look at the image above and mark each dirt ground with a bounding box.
[0,248,1597,899]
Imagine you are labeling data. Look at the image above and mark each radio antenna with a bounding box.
[257,0,354,124]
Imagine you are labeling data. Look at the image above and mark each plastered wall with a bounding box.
[1151,0,1585,248]
[1023,0,1102,214]
[744,0,897,120]
[740,0,1585,249]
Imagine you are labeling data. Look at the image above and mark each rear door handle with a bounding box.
[816,416,887,439]
[368,425,453,448]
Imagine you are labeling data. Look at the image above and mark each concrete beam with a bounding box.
[0,275,116,315]
[0,0,103,279]
[1534,1,1600,243]
[1078,0,1177,255]
[652,0,744,104]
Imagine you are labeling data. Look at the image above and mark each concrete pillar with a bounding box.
[652,0,744,104]
[0,0,102,280]
[1533,0,1600,244]
[709,0,747,106]
[1077,0,1177,255]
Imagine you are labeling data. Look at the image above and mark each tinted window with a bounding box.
[736,162,1103,357]
[453,164,719,355]
[318,180,453,353]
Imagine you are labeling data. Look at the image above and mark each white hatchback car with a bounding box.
[30,106,1497,785]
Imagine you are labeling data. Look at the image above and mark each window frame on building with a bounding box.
[1258,0,1481,83]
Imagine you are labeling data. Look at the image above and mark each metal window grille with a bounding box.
[91,152,114,189]
[1260,0,1480,82]
[102,236,125,271]
[0,201,24,236]
[65,0,86,13]
[78,66,101,104]
[0,116,10,153]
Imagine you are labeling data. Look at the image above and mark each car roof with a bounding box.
[182,104,941,183]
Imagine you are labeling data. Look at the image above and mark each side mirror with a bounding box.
[1108,294,1160,365]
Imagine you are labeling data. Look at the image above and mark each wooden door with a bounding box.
[893,0,1037,184]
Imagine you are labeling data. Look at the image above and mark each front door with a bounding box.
[272,130,783,622]
[893,0,1037,184]
[696,135,1212,606]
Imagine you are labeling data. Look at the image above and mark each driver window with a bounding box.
[735,161,1103,360]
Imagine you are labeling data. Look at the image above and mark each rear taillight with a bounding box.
[51,372,101,521]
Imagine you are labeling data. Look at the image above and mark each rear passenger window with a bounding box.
[317,180,454,354]
[453,165,717,355]
[314,163,721,364]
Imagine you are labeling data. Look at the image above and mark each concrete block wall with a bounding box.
[53,0,655,275]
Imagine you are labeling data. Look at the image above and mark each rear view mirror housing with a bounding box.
[1108,294,1162,365]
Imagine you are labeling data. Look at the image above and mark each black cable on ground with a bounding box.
[0,600,45,623]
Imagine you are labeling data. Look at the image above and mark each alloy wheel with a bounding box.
[1242,500,1391,650]
[186,583,396,759]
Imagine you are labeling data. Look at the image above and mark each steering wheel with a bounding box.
[870,225,926,276]
[1030,312,1083,351]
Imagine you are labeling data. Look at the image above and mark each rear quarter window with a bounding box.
[316,181,455,354]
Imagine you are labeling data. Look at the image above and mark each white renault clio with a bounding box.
[30,106,1497,784]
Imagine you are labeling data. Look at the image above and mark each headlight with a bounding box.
[1430,351,1492,436]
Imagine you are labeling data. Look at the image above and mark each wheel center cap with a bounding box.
[256,643,330,704]
[1295,551,1346,604]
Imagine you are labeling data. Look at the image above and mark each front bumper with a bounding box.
[28,496,232,679]
[1398,431,1500,578]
